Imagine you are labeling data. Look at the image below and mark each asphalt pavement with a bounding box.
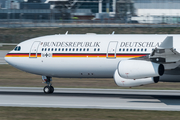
[0,87,180,111]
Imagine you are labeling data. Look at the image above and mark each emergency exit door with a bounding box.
[29,41,40,58]
[107,41,118,58]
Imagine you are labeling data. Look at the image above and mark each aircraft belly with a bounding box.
[13,57,121,78]
[45,58,120,78]
[9,57,180,81]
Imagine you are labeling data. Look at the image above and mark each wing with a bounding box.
[150,36,180,63]
[133,36,180,70]
[149,36,180,70]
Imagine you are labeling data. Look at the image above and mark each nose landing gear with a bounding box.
[43,85,54,94]
[42,76,54,94]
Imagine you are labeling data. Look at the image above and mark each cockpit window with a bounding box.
[18,46,21,51]
[14,47,18,51]
[14,46,21,51]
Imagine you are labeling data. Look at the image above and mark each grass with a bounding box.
[1,27,180,43]
[0,45,16,50]
[1,64,180,90]
[1,27,180,35]
[0,107,180,120]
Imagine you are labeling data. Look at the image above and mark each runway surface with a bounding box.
[0,50,9,64]
[1,87,180,111]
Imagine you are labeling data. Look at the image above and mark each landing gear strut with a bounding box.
[42,76,54,94]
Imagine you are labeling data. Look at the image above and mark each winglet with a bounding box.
[159,36,173,48]
[65,31,68,35]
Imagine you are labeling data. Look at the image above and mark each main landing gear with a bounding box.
[42,76,54,94]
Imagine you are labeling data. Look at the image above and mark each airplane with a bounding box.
[4,33,180,94]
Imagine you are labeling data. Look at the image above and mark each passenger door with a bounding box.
[29,41,40,58]
[107,41,118,58]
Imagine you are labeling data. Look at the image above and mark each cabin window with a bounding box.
[69,48,71,51]
[48,48,50,51]
[134,48,136,51]
[83,48,85,51]
[62,48,64,51]
[66,48,68,51]
[141,48,143,51]
[137,49,139,51]
[73,48,75,51]
[123,48,125,51]
[126,49,128,51]
[87,48,89,51]
[42,48,44,51]
[94,48,96,51]
[145,48,147,52]
[58,48,61,51]
[80,48,82,51]
[55,48,57,51]
[130,48,132,51]
[119,48,121,51]
[51,48,53,51]
[76,48,78,51]
[45,48,47,51]
[98,48,100,51]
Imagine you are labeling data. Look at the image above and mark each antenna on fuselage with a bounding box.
[112,31,115,35]
[65,31,68,35]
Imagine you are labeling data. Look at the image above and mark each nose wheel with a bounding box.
[42,76,54,94]
[43,86,54,94]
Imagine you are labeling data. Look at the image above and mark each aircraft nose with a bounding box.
[4,53,14,65]
[4,53,10,64]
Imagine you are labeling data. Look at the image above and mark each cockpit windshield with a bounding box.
[14,46,21,51]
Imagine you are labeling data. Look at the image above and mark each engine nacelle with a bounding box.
[117,60,164,79]
[114,69,159,87]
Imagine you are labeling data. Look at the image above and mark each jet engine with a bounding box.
[113,60,164,87]
[114,69,159,87]
[117,60,164,79]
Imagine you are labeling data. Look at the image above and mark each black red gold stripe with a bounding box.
[5,53,41,57]
[52,53,147,58]
[116,54,147,58]
[5,53,147,58]
[53,53,106,58]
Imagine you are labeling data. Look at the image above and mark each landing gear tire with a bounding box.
[42,76,54,94]
[50,86,54,93]
[43,86,54,94]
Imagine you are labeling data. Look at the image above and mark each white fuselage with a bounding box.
[4,34,180,82]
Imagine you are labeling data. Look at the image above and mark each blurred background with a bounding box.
[1,0,180,43]
[1,0,180,27]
